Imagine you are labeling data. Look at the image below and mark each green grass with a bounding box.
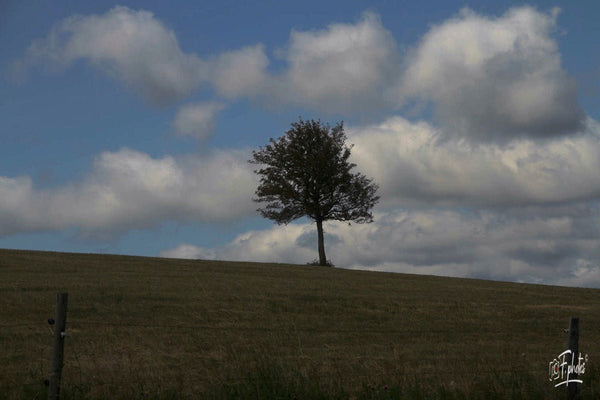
[1,248,600,399]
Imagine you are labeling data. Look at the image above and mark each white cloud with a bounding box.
[161,207,600,287]
[12,7,401,114]
[0,148,257,236]
[157,114,600,287]
[172,101,225,140]
[12,5,588,133]
[555,261,600,288]
[210,44,269,99]
[161,224,315,264]
[8,6,600,289]
[399,6,585,141]
[160,244,217,260]
[348,116,600,207]
[196,12,401,113]
[14,6,206,105]
[279,12,399,113]
[201,6,584,126]
[0,176,45,234]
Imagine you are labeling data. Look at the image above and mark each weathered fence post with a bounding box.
[567,316,579,400]
[48,292,68,400]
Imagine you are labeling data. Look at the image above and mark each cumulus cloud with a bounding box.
[160,224,316,263]
[399,6,585,141]
[0,176,46,234]
[12,7,401,114]
[192,11,401,113]
[172,101,226,140]
[348,116,600,207]
[161,207,600,287]
[11,5,588,131]
[159,114,600,287]
[0,148,256,236]
[13,6,206,105]
[203,6,585,124]
[555,261,600,288]
[210,44,269,99]
[277,12,400,113]
[160,244,217,260]
[9,5,600,288]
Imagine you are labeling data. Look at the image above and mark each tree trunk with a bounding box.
[316,218,327,266]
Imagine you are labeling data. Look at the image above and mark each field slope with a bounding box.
[2,248,600,399]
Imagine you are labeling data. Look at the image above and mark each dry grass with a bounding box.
[1,248,600,399]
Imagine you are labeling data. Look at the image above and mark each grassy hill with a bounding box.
[2,248,600,399]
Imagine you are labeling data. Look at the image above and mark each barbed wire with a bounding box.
[2,318,571,398]
[1,318,575,378]
[0,317,554,337]
[0,321,45,328]
[68,320,461,334]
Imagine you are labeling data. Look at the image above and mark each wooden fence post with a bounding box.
[48,292,68,400]
[567,316,579,400]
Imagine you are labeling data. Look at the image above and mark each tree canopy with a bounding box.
[250,118,379,266]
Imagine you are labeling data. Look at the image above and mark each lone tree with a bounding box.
[250,118,379,266]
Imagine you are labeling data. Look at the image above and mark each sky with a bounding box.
[2,0,600,287]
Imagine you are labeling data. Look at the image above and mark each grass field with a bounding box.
[2,248,600,399]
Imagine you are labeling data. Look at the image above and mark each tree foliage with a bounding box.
[250,118,379,266]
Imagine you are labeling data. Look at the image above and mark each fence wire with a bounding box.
[2,318,582,400]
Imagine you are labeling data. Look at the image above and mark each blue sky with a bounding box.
[2,1,600,287]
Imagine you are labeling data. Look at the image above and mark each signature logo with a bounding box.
[549,350,588,387]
